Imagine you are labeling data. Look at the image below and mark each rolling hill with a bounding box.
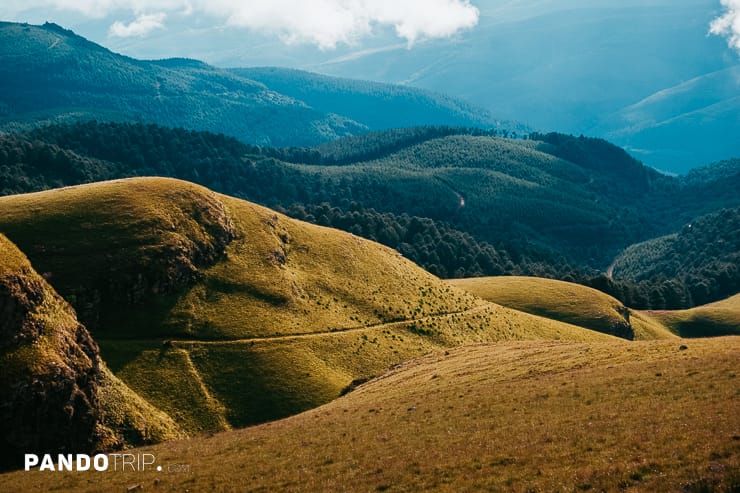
[643,294,740,338]
[0,177,619,435]
[448,276,678,340]
[0,22,500,147]
[3,121,739,310]
[2,337,737,492]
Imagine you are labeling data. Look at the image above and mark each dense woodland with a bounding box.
[1,120,739,310]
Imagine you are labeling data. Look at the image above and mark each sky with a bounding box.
[0,0,481,48]
[0,0,738,55]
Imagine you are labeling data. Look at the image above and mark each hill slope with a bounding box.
[4,122,740,309]
[611,207,740,306]
[448,276,678,340]
[0,22,499,147]
[0,234,182,470]
[3,337,737,492]
[232,67,509,132]
[0,177,616,433]
[642,294,740,338]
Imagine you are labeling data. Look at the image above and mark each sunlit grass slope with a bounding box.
[0,178,616,432]
[644,294,740,338]
[449,276,677,340]
[3,337,737,492]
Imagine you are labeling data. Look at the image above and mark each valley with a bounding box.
[0,16,738,493]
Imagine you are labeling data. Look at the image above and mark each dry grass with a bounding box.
[449,276,677,340]
[0,178,618,434]
[644,294,740,338]
[2,337,737,492]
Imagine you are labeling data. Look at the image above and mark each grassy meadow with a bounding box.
[1,337,737,492]
[449,276,678,340]
[0,178,738,492]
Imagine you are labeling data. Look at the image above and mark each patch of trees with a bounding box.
[602,207,740,308]
[283,203,580,279]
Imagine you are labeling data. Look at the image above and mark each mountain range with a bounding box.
[28,0,740,173]
[0,22,507,148]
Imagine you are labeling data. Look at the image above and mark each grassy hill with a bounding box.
[0,22,500,147]
[448,276,677,340]
[0,234,182,469]
[3,337,737,492]
[642,294,740,338]
[0,177,618,434]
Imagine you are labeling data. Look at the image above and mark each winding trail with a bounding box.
[169,302,496,346]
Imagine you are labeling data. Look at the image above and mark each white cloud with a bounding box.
[1,0,480,47]
[109,12,167,38]
[710,0,740,54]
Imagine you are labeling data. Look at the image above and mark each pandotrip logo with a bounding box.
[24,453,190,474]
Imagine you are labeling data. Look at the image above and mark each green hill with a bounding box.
[0,22,500,147]
[3,122,739,308]
[0,234,182,470]
[642,294,740,338]
[448,276,677,340]
[3,337,737,492]
[611,207,740,307]
[12,123,675,266]
[0,177,618,434]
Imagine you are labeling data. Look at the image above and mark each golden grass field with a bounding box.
[1,178,738,492]
[1,337,737,493]
[450,276,687,340]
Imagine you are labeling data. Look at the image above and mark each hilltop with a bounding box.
[0,177,618,435]
[0,22,500,147]
[2,337,737,492]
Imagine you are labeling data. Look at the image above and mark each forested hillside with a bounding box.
[0,22,500,147]
[611,208,740,307]
[231,67,508,132]
[2,121,738,310]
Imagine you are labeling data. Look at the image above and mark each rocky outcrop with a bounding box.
[0,236,101,470]
[0,235,183,470]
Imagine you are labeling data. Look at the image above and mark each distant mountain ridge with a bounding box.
[0,22,503,147]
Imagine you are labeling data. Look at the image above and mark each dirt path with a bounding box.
[169,303,495,346]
